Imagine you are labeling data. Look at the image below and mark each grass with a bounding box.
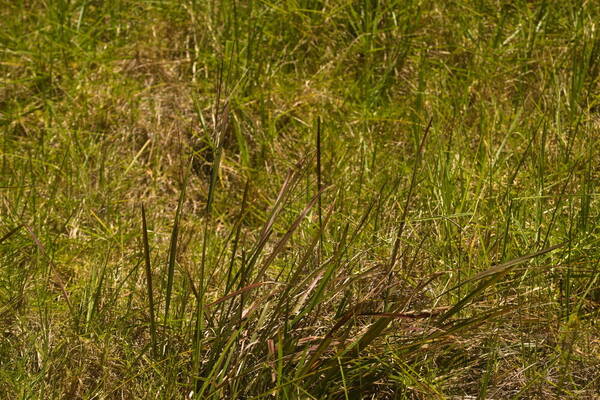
[1,0,599,398]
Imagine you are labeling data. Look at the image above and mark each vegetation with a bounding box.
[1,0,599,398]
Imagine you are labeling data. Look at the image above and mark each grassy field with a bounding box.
[1,0,599,398]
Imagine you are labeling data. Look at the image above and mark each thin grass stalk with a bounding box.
[194,62,228,389]
[141,204,158,358]
[389,117,432,271]
[164,176,188,330]
[316,116,323,259]
[252,187,327,285]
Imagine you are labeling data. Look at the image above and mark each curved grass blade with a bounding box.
[437,243,564,323]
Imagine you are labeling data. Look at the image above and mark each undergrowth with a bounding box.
[1,0,599,398]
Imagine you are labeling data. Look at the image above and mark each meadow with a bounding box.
[1,0,599,398]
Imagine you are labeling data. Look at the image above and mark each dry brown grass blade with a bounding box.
[206,282,274,308]
[251,185,329,285]
[243,158,309,276]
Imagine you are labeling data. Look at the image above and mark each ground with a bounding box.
[1,0,599,398]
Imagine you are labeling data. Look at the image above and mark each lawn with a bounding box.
[1,0,599,398]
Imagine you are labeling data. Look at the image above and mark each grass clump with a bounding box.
[1,0,599,398]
